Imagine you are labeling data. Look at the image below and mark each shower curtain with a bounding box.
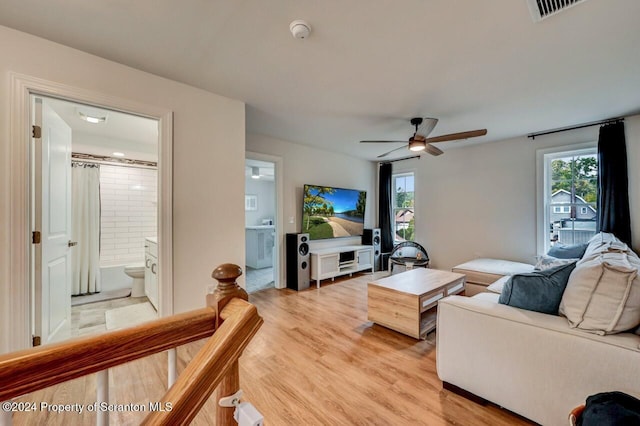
[71,163,101,295]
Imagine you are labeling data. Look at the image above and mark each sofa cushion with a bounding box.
[443,294,640,352]
[487,275,510,294]
[534,255,580,271]
[472,292,501,303]
[547,243,588,259]
[499,262,576,315]
[452,258,535,276]
[560,253,640,335]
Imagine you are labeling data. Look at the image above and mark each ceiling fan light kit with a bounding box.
[408,138,426,152]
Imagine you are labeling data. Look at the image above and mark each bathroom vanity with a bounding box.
[144,237,159,310]
[245,225,275,269]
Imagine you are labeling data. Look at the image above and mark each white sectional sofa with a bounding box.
[437,233,640,426]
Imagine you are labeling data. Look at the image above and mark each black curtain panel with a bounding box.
[379,162,394,254]
[597,121,632,244]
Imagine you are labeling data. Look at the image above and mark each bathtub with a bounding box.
[100,264,137,292]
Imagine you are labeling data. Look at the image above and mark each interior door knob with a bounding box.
[68,241,78,247]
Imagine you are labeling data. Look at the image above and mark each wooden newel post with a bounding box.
[208,263,249,326]
[208,263,248,425]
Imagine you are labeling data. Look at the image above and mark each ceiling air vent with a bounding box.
[526,0,589,22]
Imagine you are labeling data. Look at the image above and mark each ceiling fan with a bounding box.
[360,117,487,159]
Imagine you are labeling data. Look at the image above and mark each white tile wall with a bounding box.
[100,165,157,266]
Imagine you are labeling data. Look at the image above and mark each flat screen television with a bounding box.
[302,184,366,240]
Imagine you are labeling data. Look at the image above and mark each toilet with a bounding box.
[124,263,146,297]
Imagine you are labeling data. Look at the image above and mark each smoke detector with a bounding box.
[289,20,311,39]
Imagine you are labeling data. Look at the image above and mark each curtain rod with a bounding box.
[380,155,421,164]
[72,152,157,169]
[528,117,624,140]
[71,161,99,168]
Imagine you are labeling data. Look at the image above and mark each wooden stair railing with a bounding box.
[143,298,261,425]
[0,263,262,425]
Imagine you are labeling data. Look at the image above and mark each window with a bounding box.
[392,172,414,242]
[540,147,598,253]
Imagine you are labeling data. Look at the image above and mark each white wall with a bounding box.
[0,26,245,353]
[395,114,640,271]
[245,179,275,227]
[246,133,377,253]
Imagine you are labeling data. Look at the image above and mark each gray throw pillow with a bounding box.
[498,262,577,315]
[547,243,588,259]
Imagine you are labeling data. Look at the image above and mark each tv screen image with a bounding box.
[302,184,366,240]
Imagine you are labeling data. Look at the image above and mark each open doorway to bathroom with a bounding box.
[30,95,159,343]
[245,159,277,293]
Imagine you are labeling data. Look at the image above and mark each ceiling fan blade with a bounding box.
[426,129,487,143]
[424,143,444,156]
[377,145,408,158]
[421,118,438,137]
[360,140,408,144]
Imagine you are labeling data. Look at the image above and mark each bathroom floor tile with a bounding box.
[70,295,149,338]
[246,266,275,293]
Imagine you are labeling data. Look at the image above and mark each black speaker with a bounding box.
[362,228,381,272]
[286,233,310,291]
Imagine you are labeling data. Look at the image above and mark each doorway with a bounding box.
[9,74,173,351]
[244,159,276,292]
[244,154,283,292]
[30,95,160,344]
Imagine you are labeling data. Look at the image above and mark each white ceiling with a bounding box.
[2,1,640,161]
[45,97,158,161]
[245,159,275,182]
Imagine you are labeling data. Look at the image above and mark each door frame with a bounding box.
[245,151,284,289]
[9,73,174,351]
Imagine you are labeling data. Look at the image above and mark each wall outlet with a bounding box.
[289,216,295,224]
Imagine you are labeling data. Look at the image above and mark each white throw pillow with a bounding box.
[487,276,510,294]
[581,233,632,264]
[559,253,640,335]
[534,255,579,271]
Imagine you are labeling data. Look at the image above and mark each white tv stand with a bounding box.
[310,245,374,288]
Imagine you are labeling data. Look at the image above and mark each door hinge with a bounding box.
[32,335,41,347]
[32,231,41,244]
[32,125,41,139]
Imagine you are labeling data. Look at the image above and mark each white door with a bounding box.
[33,97,73,345]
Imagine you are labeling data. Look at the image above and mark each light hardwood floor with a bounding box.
[13,272,532,425]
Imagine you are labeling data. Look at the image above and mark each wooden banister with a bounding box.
[141,298,263,425]
[207,263,251,424]
[0,307,217,401]
[0,263,262,426]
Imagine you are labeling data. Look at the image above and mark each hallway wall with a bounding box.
[0,25,245,353]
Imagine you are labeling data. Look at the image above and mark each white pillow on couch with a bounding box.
[487,275,510,294]
[559,252,640,335]
[534,255,579,271]
[581,232,632,264]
